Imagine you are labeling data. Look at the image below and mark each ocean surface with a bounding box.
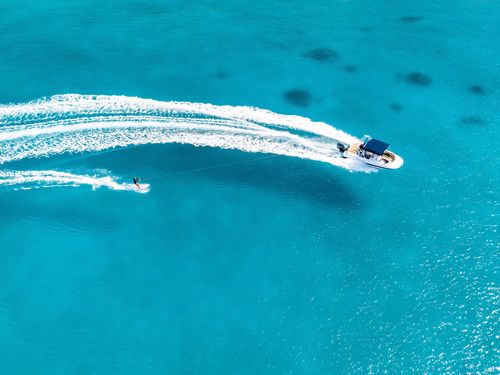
[0,1,499,373]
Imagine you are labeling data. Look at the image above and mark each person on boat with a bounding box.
[133,177,141,189]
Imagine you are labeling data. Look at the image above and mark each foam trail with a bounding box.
[0,94,372,191]
[0,170,149,193]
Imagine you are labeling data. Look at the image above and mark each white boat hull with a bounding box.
[340,140,404,170]
[344,152,404,170]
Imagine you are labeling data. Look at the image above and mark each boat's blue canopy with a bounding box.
[364,139,389,155]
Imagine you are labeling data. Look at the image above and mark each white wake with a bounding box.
[0,94,371,192]
[0,170,149,193]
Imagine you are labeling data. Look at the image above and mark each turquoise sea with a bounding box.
[0,1,499,373]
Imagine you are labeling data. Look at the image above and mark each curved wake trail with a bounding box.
[0,94,371,192]
[0,170,149,193]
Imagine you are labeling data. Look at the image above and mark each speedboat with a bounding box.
[337,135,404,170]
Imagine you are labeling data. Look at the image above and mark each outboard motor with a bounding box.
[337,143,348,153]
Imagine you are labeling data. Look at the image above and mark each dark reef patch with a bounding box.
[401,72,432,87]
[303,48,339,62]
[468,84,486,96]
[390,103,403,112]
[460,116,484,126]
[283,89,312,107]
[215,71,229,79]
[360,26,374,32]
[342,65,358,73]
[399,16,423,23]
